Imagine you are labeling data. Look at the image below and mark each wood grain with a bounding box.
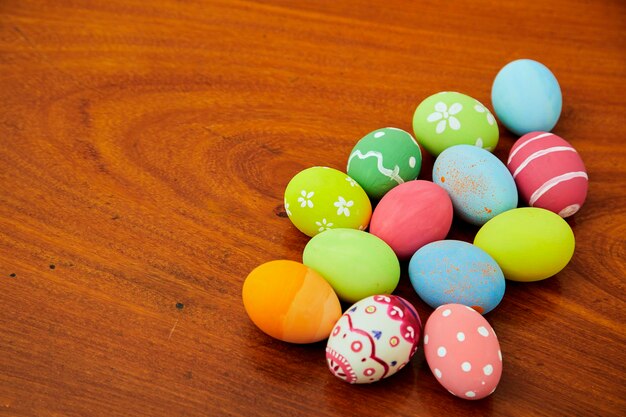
[1,0,625,415]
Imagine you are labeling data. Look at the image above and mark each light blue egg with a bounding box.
[433,145,517,225]
[491,59,562,136]
[408,240,505,314]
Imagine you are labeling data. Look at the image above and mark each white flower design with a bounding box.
[345,176,357,187]
[297,190,314,208]
[474,101,495,125]
[284,199,291,216]
[427,102,462,134]
[334,196,354,216]
[315,218,333,232]
[475,137,494,151]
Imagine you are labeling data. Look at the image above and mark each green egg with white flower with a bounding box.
[347,127,422,200]
[412,92,499,157]
[284,167,372,237]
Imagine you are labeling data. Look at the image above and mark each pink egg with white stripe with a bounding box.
[424,304,502,400]
[507,132,588,217]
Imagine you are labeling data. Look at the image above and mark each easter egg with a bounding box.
[507,132,588,218]
[491,59,562,135]
[409,240,505,314]
[433,145,518,226]
[412,91,499,156]
[242,260,342,343]
[284,167,372,237]
[303,228,400,303]
[346,127,422,200]
[424,304,502,400]
[474,207,575,282]
[326,295,421,384]
[369,180,453,259]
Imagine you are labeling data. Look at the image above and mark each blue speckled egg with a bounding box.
[433,145,517,225]
[408,240,505,314]
[491,59,562,136]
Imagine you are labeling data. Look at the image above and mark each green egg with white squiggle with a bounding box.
[346,128,422,200]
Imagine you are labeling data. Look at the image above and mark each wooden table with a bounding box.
[1,1,625,416]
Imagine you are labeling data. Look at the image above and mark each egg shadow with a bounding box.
[422,383,496,416]
[495,275,564,327]
[417,143,434,182]
[321,354,418,413]
[412,343,496,416]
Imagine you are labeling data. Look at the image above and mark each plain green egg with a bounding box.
[302,228,400,302]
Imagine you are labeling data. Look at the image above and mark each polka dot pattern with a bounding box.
[483,364,493,376]
[423,303,502,400]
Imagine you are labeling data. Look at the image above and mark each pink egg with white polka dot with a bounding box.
[326,295,422,384]
[507,132,588,218]
[423,304,502,400]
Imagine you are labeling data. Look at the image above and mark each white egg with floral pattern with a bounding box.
[326,295,421,384]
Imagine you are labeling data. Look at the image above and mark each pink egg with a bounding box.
[507,132,588,218]
[424,304,502,400]
[369,180,453,259]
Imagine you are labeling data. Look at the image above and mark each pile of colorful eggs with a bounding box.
[242,59,588,400]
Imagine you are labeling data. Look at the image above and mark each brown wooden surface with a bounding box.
[1,0,625,416]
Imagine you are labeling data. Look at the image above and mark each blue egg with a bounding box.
[433,145,518,225]
[491,59,562,136]
[409,240,505,314]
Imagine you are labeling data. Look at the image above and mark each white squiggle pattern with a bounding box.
[347,150,404,185]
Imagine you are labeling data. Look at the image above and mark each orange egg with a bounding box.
[242,260,342,343]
